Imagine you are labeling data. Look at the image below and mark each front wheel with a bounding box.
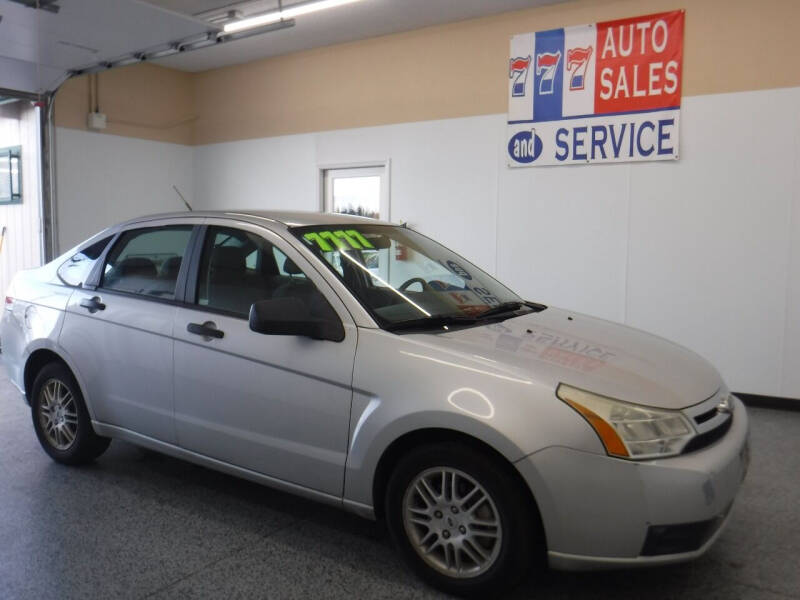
[30,362,111,465]
[385,442,540,597]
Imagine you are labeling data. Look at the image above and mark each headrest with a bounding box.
[283,257,303,275]
[210,246,246,272]
[161,256,182,278]
[117,257,157,279]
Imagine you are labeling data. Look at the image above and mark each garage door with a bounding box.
[0,0,216,93]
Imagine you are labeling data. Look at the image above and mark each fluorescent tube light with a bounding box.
[223,0,363,33]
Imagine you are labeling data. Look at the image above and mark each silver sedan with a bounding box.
[0,210,749,596]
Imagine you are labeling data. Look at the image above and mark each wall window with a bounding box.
[101,226,193,299]
[322,165,388,220]
[0,146,22,205]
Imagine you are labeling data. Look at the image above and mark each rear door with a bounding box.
[172,221,357,496]
[60,219,200,443]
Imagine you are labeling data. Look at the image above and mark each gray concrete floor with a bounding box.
[1,369,798,600]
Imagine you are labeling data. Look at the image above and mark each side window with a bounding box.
[101,226,193,299]
[196,226,332,319]
[57,235,113,287]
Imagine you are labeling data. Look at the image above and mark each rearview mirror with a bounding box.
[248,297,344,342]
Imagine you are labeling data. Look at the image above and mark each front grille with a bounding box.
[683,413,732,453]
[680,391,735,455]
[694,407,719,425]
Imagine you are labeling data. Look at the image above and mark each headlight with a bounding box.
[557,384,696,460]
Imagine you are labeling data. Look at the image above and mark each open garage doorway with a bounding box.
[0,91,43,296]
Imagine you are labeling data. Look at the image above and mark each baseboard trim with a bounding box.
[735,393,800,411]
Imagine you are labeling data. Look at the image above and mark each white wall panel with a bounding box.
[625,87,798,396]
[783,99,800,397]
[55,128,193,251]
[315,116,501,273]
[496,158,630,322]
[54,86,800,399]
[193,134,317,213]
[387,116,500,274]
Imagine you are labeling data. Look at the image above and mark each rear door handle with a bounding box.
[79,296,106,313]
[187,321,224,339]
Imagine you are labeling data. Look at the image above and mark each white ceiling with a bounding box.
[0,0,214,92]
[0,0,563,93]
[146,0,563,72]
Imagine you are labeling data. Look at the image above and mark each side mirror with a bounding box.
[248,297,345,342]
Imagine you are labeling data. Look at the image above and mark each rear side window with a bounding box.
[57,235,113,287]
[101,226,193,299]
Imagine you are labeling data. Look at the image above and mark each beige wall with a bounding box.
[55,63,195,145]
[55,0,800,145]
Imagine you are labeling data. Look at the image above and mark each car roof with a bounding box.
[119,210,395,229]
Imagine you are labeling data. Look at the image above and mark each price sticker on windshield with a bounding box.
[303,229,374,252]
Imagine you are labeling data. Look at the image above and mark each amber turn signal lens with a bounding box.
[560,394,630,458]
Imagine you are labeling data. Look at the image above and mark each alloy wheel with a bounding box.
[38,379,79,451]
[402,467,502,578]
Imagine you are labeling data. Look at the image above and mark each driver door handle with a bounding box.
[187,322,224,339]
[79,296,106,313]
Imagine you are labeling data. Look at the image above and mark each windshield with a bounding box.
[293,224,539,330]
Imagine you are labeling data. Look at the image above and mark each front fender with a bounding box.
[343,328,604,509]
[344,402,531,507]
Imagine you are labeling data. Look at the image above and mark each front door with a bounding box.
[172,223,357,497]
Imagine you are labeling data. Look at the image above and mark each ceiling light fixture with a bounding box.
[223,0,363,34]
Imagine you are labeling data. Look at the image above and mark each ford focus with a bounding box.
[0,210,749,596]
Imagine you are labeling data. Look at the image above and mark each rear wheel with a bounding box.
[31,362,110,465]
[385,442,539,597]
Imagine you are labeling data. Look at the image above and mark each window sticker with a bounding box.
[447,290,489,317]
[440,260,501,307]
[446,260,472,280]
[303,229,375,252]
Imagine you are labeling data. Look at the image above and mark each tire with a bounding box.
[385,441,540,597]
[30,362,111,465]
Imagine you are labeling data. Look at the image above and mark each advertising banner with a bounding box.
[507,10,684,167]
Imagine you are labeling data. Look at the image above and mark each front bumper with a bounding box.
[516,395,749,570]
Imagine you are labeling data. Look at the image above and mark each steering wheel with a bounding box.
[399,277,433,292]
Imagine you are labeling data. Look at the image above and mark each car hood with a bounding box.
[411,307,722,410]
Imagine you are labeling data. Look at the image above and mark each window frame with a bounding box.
[84,223,202,307]
[79,219,356,330]
[0,145,22,205]
[319,161,390,221]
[191,225,282,319]
[97,224,196,302]
[184,222,350,327]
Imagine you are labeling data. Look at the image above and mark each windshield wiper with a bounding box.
[385,314,479,332]
[385,302,547,332]
[475,301,528,320]
[476,301,548,320]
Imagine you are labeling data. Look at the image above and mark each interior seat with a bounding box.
[160,256,182,280]
[106,257,159,294]
[207,246,280,315]
[117,256,157,279]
